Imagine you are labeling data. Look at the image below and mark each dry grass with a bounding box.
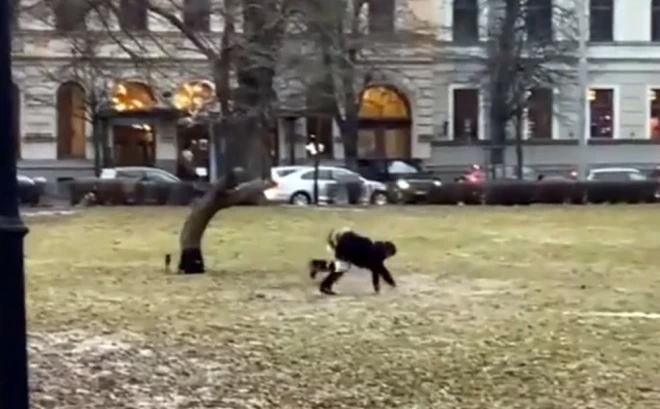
[25,206,660,408]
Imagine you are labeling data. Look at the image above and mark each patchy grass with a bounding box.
[26,206,660,408]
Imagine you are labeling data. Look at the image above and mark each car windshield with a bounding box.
[146,169,179,182]
[592,171,632,181]
[388,161,420,174]
[274,168,299,178]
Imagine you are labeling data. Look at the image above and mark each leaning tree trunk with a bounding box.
[178,169,272,274]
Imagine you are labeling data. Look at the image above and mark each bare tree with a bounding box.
[283,0,434,168]
[446,0,579,178]
[19,0,285,273]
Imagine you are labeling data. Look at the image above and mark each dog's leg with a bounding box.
[371,263,395,293]
[371,269,381,294]
[379,265,396,288]
[319,260,349,295]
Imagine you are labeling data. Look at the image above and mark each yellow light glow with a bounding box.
[111,81,155,112]
[173,80,214,113]
[358,86,410,120]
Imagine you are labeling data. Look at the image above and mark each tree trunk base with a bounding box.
[178,248,205,274]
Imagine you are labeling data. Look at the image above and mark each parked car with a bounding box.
[100,166,181,183]
[264,165,389,206]
[587,167,648,181]
[102,166,209,191]
[648,166,660,181]
[355,158,442,203]
[17,174,46,205]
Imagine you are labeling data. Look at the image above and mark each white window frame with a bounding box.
[646,85,660,139]
[523,88,559,140]
[448,84,485,141]
[585,85,619,139]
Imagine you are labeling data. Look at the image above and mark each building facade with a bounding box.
[430,0,660,174]
[11,0,660,182]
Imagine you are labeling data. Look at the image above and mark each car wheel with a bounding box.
[371,191,389,205]
[290,192,311,206]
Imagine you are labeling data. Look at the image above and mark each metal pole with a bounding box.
[208,120,217,183]
[576,0,589,180]
[0,0,30,408]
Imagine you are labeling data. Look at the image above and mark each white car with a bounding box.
[587,167,647,181]
[265,165,389,206]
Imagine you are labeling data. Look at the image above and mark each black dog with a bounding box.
[309,228,397,295]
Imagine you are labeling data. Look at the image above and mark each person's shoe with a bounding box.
[320,286,337,295]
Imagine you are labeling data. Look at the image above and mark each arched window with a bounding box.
[111,81,156,111]
[359,86,410,120]
[357,85,412,158]
[57,82,87,159]
[12,83,21,159]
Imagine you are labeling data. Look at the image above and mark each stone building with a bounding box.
[11,0,660,182]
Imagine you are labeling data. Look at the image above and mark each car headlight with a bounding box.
[433,179,442,186]
[396,179,410,190]
[33,176,47,184]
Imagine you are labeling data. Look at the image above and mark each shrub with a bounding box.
[483,181,536,205]
[427,183,483,205]
[533,181,573,204]
[427,184,459,205]
[584,181,659,204]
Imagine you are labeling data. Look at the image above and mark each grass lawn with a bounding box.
[25,206,660,408]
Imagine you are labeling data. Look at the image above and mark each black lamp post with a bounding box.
[305,134,324,205]
[0,0,30,408]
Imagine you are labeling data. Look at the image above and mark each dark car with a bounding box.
[70,166,211,206]
[18,174,47,206]
[355,158,442,203]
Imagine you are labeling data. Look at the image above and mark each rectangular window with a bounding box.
[589,88,614,138]
[589,0,613,42]
[368,0,395,34]
[452,88,479,141]
[53,0,87,31]
[652,0,660,41]
[452,0,479,43]
[649,89,660,139]
[183,0,211,32]
[526,0,552,42]
[118,0,148,31]
[527,88,553,138]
